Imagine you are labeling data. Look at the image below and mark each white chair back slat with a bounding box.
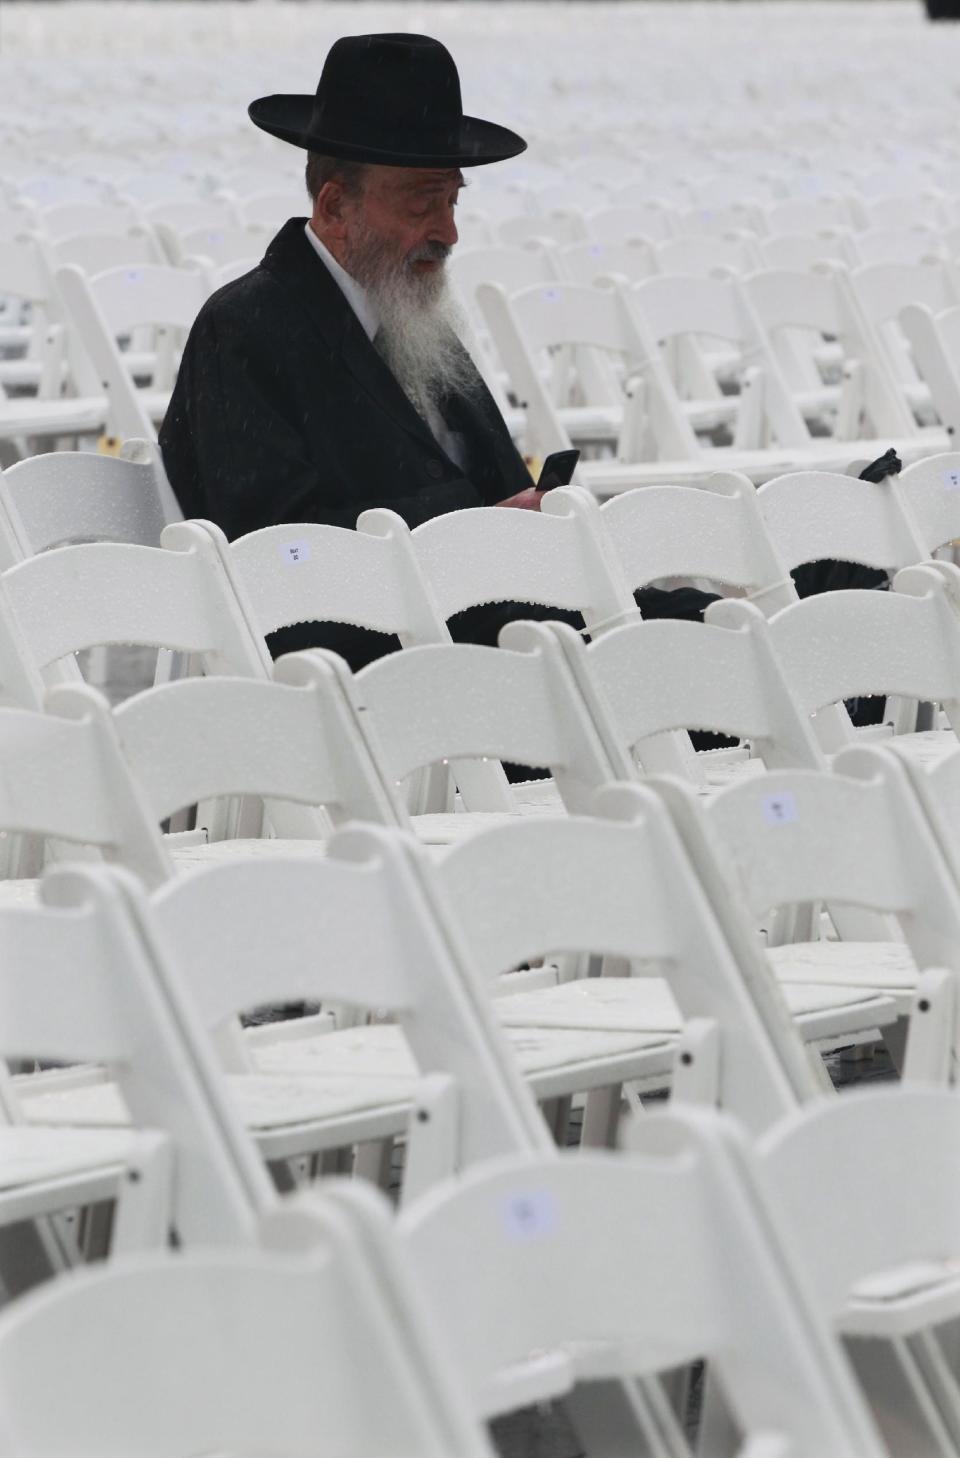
[0,442,173,556]
[757,469,926,573]
[596,473,787,592]
[764,566,960,719]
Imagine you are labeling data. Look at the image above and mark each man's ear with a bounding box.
[313,180,349,240]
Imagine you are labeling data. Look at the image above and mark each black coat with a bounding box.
[159,217,531,543]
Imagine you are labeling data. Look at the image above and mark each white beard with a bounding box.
[343,226,479,424]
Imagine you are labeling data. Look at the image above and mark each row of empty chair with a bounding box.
[3,438,960,1451]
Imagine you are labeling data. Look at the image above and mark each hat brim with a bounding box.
[248,94,526,168]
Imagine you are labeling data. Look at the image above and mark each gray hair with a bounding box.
[305,152,370,204]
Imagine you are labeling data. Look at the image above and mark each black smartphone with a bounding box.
[535,449,580,492]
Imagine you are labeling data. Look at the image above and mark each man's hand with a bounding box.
[495,487,542,511]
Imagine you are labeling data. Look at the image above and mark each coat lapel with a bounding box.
[262,219,442,455]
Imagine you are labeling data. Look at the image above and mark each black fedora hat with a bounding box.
[249,33,527,169]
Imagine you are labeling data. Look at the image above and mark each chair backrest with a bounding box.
[557,238,653,286]
[674,202,762,237]
[349,624,617,815]
[550,606,824,778]
[764,196,852,235]
[0,688,169,883]
[38,201,138,241]
[401,1112,883,1456]
[746,265,845,339]
[0,238,50,309]
[168,222,269,267]
[449,243,555,304]
[757,467,926,574]
[761,563,960,722]
[56,262,208,438]
[586,203,675,242]
[852,225,941,268]
[758,231,854,271]
[221,512,450,648]
[497,210,585,247]
[0,862,265,1242]
[0,439,176,560]
[759,1087,960,1325]
[900,301,960,445]
[696,745,960,976]
[60,260,207,336]
[851,259,957,332]
[0,520,266,679]
[594,471,788,595]
[653,232,760,277]
[627,270,751,346]
[111,655,402,837]
[141,198,233,235]
[480,277,642,357]
[379,485,635,633]
[893,449,960,558]
[0,1187,490,1458]
[50,227,161,273]
[151,822,548,1166]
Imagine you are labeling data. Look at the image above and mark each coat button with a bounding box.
[425,459,444,480]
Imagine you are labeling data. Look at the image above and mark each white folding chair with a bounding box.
[0,239,106,452]
[0,1188,491,1458]
[731,562,960,757]
[744,265,926,449]
[0,861,264,1252]
[901,302,960,452]
[56,261,208,440]
[757,1088,960,1458]
[659,744,960,1047]
[400,1109,885,1457]
[849,260,958,432]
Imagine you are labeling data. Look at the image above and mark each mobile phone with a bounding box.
[535,449,580,492]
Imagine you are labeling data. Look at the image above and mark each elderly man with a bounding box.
[160,32,554,665]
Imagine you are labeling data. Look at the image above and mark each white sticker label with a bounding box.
[280,541,310,565]
[762,791,798,826]
[944,470,960,492]
[502,1191,557,1241]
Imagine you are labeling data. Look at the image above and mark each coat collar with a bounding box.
[261,218,444,456]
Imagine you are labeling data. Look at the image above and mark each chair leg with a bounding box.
[566,1375,692,1458]
[580,1084,623,1149]
[353,1138,394,1191]
[845,1334,959,1458]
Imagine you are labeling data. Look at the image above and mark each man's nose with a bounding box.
[432,210,458,249]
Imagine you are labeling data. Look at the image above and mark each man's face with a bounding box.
[339,165,464,294]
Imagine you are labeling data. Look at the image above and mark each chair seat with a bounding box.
[493,973,896,1041]
[0,393,107,437]
[768,940,918,1009]
[0,358,43,389]
[20,1025,673,1141]
[255,1019,668,1076]
[844,1262,960,1339]
[0,1124,155,1190]
[21,1070,412,1132]
[879,728,959,769]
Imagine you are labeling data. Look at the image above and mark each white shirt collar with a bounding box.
[303,222,379,342]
